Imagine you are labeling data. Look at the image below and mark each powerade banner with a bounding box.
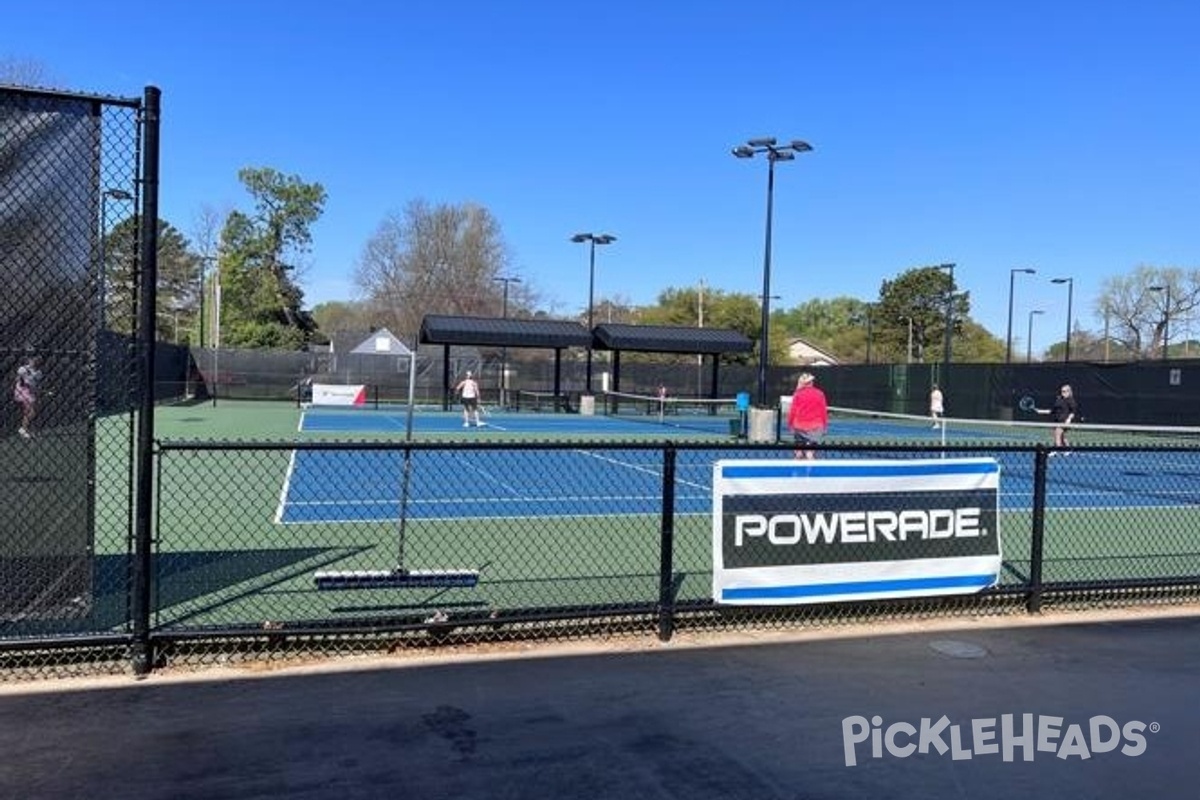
[712,458,1001,605]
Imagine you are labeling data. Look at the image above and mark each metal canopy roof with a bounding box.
[419,315,592,349]
[593,323,754,355]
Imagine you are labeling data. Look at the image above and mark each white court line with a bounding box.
[571,448,713,493]
[457,456,524,495]
[274,448,300,524]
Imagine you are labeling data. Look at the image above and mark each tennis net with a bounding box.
[601,391,743,435]
[515,390,571,413]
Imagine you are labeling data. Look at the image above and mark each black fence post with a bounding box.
[130,85,161,676]
[1027,447,1049,614]
[657,444,678,642]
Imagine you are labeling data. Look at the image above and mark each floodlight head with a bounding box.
[1017,267,1036,274]
[104,188,133,200]
[788,140,813,153]
[594,234,616,245]
[732,145,754,158]
[747,137,777,148]
[1051,277,1072,285]
[770,150,796,162]
[571,233,592,243]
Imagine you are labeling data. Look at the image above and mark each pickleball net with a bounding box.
[827,405,1200,448]
[601,390,745,435]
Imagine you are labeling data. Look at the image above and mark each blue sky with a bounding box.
[6,0,1199,355]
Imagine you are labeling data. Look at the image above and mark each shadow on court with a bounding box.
[1,613,1197,799]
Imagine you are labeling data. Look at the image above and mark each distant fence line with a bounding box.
[159,342,1200,427]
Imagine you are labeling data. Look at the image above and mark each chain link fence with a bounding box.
[130,438,1200,672]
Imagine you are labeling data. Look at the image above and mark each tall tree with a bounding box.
[354,200,526,340]
[103,216,197,341]
[1094,265,1199,358]
[876,266,973,363]
[214,168,326,348]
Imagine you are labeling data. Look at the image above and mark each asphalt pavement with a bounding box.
[1,610,1197,799]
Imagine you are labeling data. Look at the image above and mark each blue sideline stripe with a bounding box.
[720,462,998,480]
[721,573,996,601]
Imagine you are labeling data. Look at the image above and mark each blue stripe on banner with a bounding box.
[722,573,996,601]
[720,462,998,480]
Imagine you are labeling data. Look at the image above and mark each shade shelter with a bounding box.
[419,315,592,409]
[591,323,754,397]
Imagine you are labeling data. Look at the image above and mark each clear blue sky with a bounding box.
[7,0,1199,356]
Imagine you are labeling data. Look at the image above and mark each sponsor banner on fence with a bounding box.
[712,458,1001,605]
[311,383,367,406]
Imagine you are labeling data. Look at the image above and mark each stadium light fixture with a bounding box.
[571,233,616,394]
[731,137,813,406]
[1006,268,1036,364]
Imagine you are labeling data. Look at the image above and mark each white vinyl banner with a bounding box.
[311,383,367,406]
[712,458,1001,605]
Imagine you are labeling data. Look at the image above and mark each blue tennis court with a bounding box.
[276,447,717,523]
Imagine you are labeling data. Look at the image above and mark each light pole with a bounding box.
[493,275,521,407]
[1103,304,1112,362]
[899,315,914,364]
[1027,309,1045,362]
[934,263,956,389]
[570,232,616,395]
[1149,284,1171,359]
[865,304,874,364]
[733,137,813,406]
[1006,267,1036,364]
[1051,276,1074,362]
[212,260,222,407]
[99,188,134,332]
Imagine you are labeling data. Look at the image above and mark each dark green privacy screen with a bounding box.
[0,90,101,618]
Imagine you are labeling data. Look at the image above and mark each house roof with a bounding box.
[419,315,592,348]
[348,327,413,357]
[592,323,754,354]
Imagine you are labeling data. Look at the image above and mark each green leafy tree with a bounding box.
[104,216,198,342]
[875,266,973,363]
[638,286,772,364]
[213,168,326,348]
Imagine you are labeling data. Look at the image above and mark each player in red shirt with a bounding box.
[786,372,828,459]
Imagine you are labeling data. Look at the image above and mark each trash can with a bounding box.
[579,394,595,416]
[728,415,745,438]
[747,408,777,443]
